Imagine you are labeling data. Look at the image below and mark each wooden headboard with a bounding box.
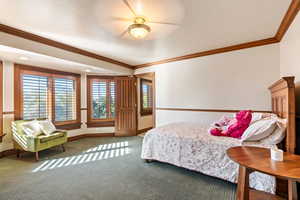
[268,76,296,153]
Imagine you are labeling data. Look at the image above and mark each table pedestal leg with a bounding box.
[288,180,297,200]
[237,166,250,200]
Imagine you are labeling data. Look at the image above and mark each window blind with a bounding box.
[22,74,48,120]
[92,80,107,119]
[54,78,76,122]
[140,79,153,115]
[110,81,116,118]
[91,80,115,120]
[142,81,152,109]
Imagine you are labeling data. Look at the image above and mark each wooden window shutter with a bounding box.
[22,74,49,120]
[54,78,76,121]
[110,81,116,118]
[86,76,116,128]
[140,79,153,116]
[92,80,108,119]
[90,79,115,120]
[14,64,81,129]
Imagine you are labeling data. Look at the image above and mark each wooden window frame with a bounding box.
[140,78,153,116]
[14,64,81,130]
[87,76,115,128]
[52,74,80,126]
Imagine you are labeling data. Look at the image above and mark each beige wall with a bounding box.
[137,76,154,130]
[0,61,114,152]
[279,12,300,115]
[135,44,280,127]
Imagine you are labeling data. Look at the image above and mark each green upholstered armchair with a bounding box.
[12,120,67,161]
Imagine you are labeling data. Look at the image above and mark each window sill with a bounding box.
[55,122,82,130]
[87,120,115,128]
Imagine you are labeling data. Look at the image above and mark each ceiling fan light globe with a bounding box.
[128,24,151,39]
[130,27,148,38]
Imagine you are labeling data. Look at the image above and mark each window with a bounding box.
[54,78,76,122]
[140,78,153,116]
[22,74,48,120]
[15,64,81,129]
[87,76,115,127]
[92,80,107,119]
[110,81,116,118]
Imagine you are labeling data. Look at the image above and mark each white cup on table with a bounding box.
[271,147,283,161]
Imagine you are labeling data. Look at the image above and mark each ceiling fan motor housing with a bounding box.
[134,16,146,24]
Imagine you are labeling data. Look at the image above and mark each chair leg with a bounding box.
[61,144,65,152]
[35,152,39,161]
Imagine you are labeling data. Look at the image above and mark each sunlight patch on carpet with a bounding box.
[32,141,131,173]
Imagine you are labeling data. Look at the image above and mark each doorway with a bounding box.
[135,72,156,134]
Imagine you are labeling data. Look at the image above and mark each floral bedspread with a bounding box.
[141,122,276,194]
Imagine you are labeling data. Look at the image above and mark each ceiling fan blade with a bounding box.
[148,21,179,26]
[110,16,132,22]
[120,29,128,37]
[123,0,137,16]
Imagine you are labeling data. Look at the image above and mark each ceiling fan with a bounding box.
[115,0,179,39]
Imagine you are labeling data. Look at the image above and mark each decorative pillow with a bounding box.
[250,113,278,124]
[22,120,43,137]
[260,118,287,145]
[250,113,263,124]
[39,120,57,135]
[241,118,277,141]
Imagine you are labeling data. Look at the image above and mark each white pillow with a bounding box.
[241,118,277,141]
[260,125,286,145]
[39,120,57,135]
[250,113,263,124]
[22,120,43,137]
[260,119,287,145]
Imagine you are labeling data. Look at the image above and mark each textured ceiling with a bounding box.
[0,0,292,66]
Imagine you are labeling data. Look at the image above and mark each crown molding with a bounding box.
[134,37,279,69]
[275,0,300,42]
[0,23,134,69]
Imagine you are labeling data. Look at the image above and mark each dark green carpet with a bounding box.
[0,137,236,200]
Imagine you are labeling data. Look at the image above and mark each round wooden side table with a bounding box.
[227,146,300,200]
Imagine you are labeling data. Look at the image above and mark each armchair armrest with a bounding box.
[0,133,6,143]
[55,129,67,133]
[13,133,39,152]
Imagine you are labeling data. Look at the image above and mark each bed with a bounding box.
[141,77,296,196]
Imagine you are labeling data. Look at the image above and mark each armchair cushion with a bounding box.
[39,120,57,135]
[39,131,66,143]
[22,120,43,137]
